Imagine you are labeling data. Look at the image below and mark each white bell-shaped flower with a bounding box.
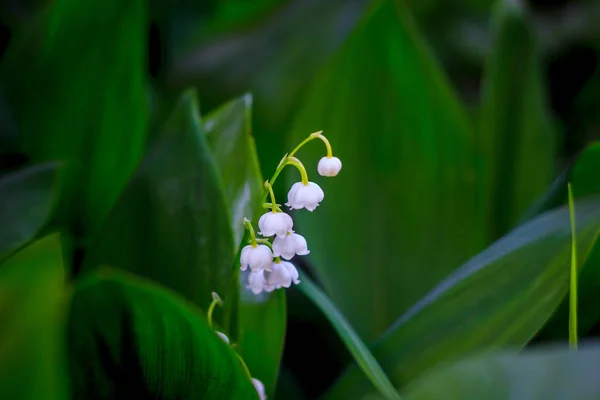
[318,156,342,177]
[286,182,324,211]
[273,232,309,260]
[252,378,267,400]
[240,244,273,272]
[267,260,293,288]
[258,211,293,237]
[215,331,229,344]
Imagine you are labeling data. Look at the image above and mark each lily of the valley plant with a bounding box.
[240,130,342,294]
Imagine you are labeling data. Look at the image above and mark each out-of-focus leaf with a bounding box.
[403,344,600,400]
[67,268,257,399]
[325,195,600,399]
[0,163,60,261]
[0,233,68,400]
[203,94,263,244]
[237,285,286,398]
[478,0,556,240]
[1,0,148,236]
[287,0,482,341]
[169,0,369,178]
[84,90,234,314]
[203,94,286,397]
[299,272,401,400]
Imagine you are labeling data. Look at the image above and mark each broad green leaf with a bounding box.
[203,94,263,245]
[0,233,68,400]
[287,0,481,341]
[325,195,600,399]
[0,163,61,260]
[478,0,556,240]
[1,0,148,236]
[203,95,287,397]
[237,286,286,398]
[403,344,600,400]
[84,89,234,314]
[299,273,401,400]
[67,268,257,399]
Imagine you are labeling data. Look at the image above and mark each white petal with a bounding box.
[215,331,230,344]
[290,233,309,256]
[272,235,296,260]
[318,156,342,177]
[240,245,252,270]
[248,270,266,294]
[282,261,300,285]
[252,378,267,400]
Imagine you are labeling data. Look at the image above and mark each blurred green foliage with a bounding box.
[1,0,600,398]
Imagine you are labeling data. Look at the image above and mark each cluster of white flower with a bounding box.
[240,131,342,295]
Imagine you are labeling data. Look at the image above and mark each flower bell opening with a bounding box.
[240,130,339,295]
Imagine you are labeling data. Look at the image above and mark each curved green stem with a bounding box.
[289,130,323,158]
[265,181,277,212]
[207,298,220,330]
[259,130,326,204]
[315,133,333,158]
[235,352,253,380]
[243,217,257,246]
[255,238,273,250]
[286,157,309,185]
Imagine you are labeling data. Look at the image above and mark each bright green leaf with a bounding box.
[478,0,556,240]
[325,195,600,399]
[83,89,234,314]
[403,344,600,400]
[287,0,482,341]
[67,267,257,399]
[0,233,68,400]
[0,163,61,261]
[1,0,148,236]
[299,273,401,400]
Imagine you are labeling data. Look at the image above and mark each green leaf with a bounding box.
[203,94,263,245]
[403,344,600,400]
[203,95,287,397]
[237,287,286,398]
[287,0,482,341]
[0,163,61,261]
[67,268,257,399]
[299,273,401,400]
[1,0,148,236]
[478,0,556,240]
[0,233,68,400]
[84,89,234,314]
[325,195,600,399]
